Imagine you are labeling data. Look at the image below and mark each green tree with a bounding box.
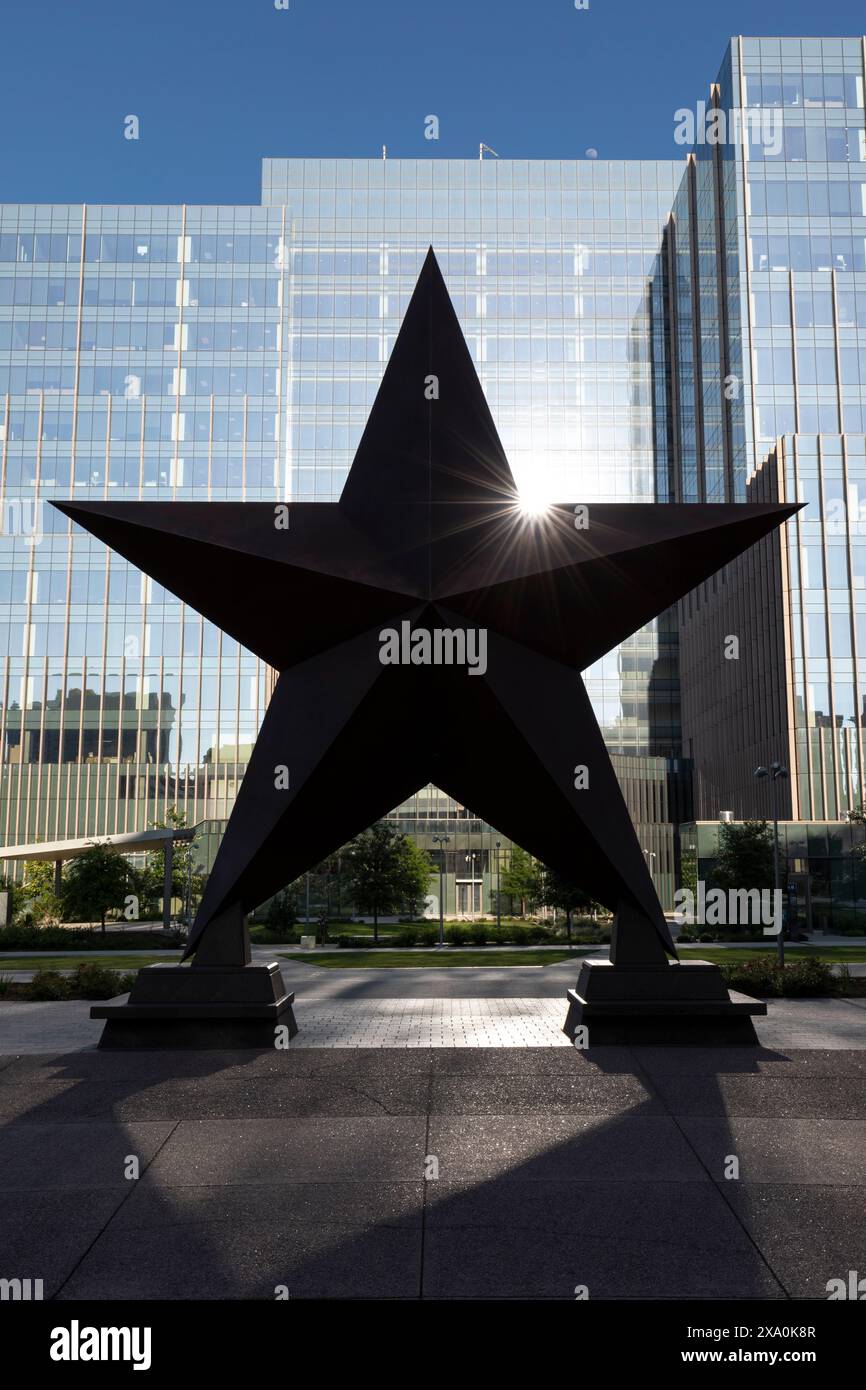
[679,842,698,898]
[846,809,866,909]
[285,852,346,941]
[61,843,137,934]
[347,821,432,942]
[535,865,597,942]
[399,837,435,919]
[138,808,202,923]
[500,845,538,918]
[713,820,775,894]
[21,861,63,925]
[265,886,299,937]
[309,851,345,932]
[0,874,17,928]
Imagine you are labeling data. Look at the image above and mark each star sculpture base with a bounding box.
[91,956,297,1050]
[563,960,766,1046]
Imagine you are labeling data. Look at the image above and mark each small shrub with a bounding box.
[777,957,837,997]
[469,924,488,945]
[27,970,70,1001]
[393,927,419,946]
[392,925,446,946]
[68,963,127,1000]
[719,955,838,998]
[445,924,471,945]
[0,925,175,952]
[336,934,376,949]
[719,958,779,996]
[254,927,301,945]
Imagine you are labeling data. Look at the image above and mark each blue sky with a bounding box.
[1,0,864,204]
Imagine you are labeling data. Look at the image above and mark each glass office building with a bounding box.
[674,37,866,837]
[0,152,687,909]
[3,35,866,915]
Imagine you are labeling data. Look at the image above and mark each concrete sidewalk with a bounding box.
[0,1041,864,1299]
[1,993,865,1053]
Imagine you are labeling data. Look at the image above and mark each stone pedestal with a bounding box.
[563,958,766,1045]
[91,961,297,1049]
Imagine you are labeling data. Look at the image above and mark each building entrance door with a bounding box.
[456,880,482,917]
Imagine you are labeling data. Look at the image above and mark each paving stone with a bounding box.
[93,1075,430,1120]
[636,1047,866,1078]
[0,1000,100,1053]
[650,1075,866,1118]
[0,1189,130,1298]
[271,1047,436,1076]
[679,1118,866,1184]
[753,999,866,1050]
[428,1073,661,1114]
[0,1121,176,1189]
[291,998,573,1047]
[719,1184,866,1299]
[58,1221,423,1300]
[427,1114,708,1182]
[0,1080,96,1123]
[143,1116,427,1185]
[424,1177,749,1240]
[427,1045,636,1075]
[111,1180,424,1230]
[0,1049,281,1084]
[421,1225,784,1299]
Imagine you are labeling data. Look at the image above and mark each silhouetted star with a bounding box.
[55,250,798,967]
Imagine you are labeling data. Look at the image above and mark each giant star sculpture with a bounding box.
[55,249,797,970]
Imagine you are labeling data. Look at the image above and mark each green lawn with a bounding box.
[0,955,180,972]
[679,945,866,964]
[3,943,862,975]
[282,949,579,968]
[250,921,397,940]
[281,942,866,970]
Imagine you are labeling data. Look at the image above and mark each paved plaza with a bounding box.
[0,964,865,1300]
[3,991,866,1052]
[3,953,866,1052]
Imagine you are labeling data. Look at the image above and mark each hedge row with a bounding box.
[676,930,778,944]
[335,924,607,948]
[718,956,839,997]
[0,924,183,951]
[1,963,136,1001]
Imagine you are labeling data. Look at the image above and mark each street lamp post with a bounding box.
[465,852,478,921]
[432,833,450,948]
[495,840,502,931]
[754,761,789,966]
